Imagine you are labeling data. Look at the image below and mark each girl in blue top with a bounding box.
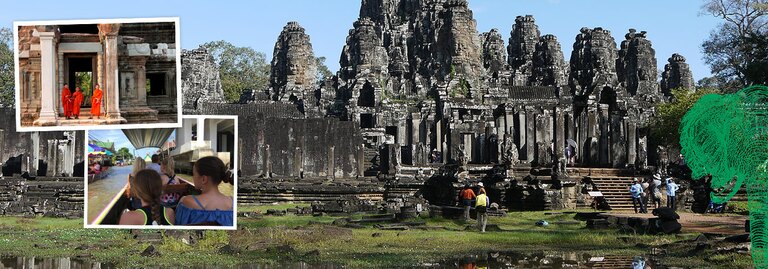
[175,156,234,226]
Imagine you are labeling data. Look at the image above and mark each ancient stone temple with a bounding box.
[182,0,696,211]
[17,21,179,126]
[0,109,85,217]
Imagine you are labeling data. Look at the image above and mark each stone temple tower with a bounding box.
[269,21,318,103]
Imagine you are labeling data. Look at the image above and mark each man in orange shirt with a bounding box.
[72,87,84,119]
[61,83,72,119]
[90,83,103,119]
[459,184,476,221]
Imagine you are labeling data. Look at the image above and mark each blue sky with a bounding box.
[2,0,721,81]
[89,129,176,160]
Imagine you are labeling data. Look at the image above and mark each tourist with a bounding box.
[119,169,175,225]
[475,188,489,232]
[89,83,102,119]
[458,184,476,222]
[666,178,679,210]
[72,87,84,119]
[651,174,663,208]
[126,157,146,210]
[61,83,72,120]
[629,178,646,213]
[160,157,181,207]
[477,182,486,195]
[175,156,234,226]
[147,154,162,173]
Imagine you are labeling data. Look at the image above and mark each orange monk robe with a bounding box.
[72,90,84,117]
[91,88,103,117]
[61,87,72,117]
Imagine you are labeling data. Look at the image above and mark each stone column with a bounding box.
[34,31,58,126]
[525,109,536,162]
[327,146,335,179]
[555,107,565,162]
[598,104,610,166]
[98,24,126,123]
[32,132,39,176]
[627,123,637,166]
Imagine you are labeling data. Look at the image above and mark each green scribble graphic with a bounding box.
[680,85,768,268]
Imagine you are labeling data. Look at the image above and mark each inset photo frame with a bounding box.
[14,17,182,132]
[85,115,237,230]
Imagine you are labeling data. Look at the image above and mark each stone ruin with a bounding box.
[0,109,85,218]
[181,0,697,214]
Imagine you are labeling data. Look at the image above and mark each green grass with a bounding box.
[0,211,755,268]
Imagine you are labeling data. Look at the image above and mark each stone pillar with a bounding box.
[327,145,335,179]
[32,132,39,176]
[555,107,565,162]
[356,144,365,177]
[598,105,610,166]
[98,24,126,123]
[34,31,58,126]
[627,123,637,166]
[525,109,536,162]
[611,115,627,167]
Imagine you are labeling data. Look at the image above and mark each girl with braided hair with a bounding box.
[119,169,175,225]
[175,156,234,226]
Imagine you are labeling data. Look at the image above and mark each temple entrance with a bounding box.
[65,55,98,109]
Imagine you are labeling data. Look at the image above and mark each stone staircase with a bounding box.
[567,168,645,211]
[590,176,638,211]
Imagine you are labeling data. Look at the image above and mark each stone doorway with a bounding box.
[65,54,98,109]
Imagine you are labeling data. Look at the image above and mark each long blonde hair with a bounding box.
[161,157,175,176]
[132,157,146,177]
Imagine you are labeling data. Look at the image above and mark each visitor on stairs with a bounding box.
[629,178,647,213]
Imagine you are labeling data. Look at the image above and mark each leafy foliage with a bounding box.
[315,56,333,83]
[0,28,14,108]
[652,88,720,148]
[201,41,270,103]
[701,0,768,92]
[116,147,133,161]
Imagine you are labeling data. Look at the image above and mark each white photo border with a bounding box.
[14,17,183,132]
[84,115,238,230]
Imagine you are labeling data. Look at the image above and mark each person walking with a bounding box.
[475,189,489,232]
[666,177,679,210]
[630,178,646,213]
[458,184,476,222]
[651,174,663,208]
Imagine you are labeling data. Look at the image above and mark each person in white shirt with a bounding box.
[146,154,162,174]
[666,178,679,210]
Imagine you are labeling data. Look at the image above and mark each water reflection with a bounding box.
[433,251,656,269]
[0,257,111,269]
[87,165,132,224]
[2,252,655,268]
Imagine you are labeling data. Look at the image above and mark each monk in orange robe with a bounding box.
[72,87,84,119]
[90,84,103,119]
[61,83,72,119]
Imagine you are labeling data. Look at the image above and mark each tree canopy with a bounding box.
[701,0,768,92]
[201,40,270,103]
[0,27,14,108]
[652,87,721,149]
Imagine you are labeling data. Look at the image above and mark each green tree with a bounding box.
[315,56,333,83]
[116,147,133,161]
[201,41,270,102]
[701,0,768,92]
[652,87,721,149]
[0,27,14,108]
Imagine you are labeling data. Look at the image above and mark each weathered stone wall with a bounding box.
[0,177,83,218]
[181,47,225,110]
[192,102,363,178]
